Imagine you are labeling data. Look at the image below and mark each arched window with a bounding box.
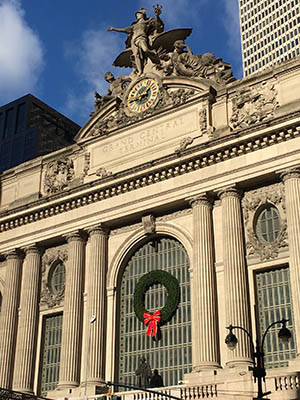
[50,261,65,294]
[0,292,2,313]
[255,204,280,243]
[118,236,192,388]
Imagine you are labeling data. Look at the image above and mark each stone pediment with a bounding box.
[75,76,216,143]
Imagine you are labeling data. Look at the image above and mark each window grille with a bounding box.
[40,313,63,395]
[255,204,280,243]
[256,267,296,368]
[118,237,191,388]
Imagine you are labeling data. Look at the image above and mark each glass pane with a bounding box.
[255,267,296,369]
[118,237,192,388]
[40,314,63,395]
[256,205,280,243]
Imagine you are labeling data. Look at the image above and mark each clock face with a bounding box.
[127,78,160,113]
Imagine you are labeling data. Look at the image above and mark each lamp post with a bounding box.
[225,318,291,400]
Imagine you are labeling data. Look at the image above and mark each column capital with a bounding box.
[3,249,24,261]
[22,244,43,256]
[63,230,87,243]
[189,193,213,209]
[217,186,242,201]
[86,224,110,237]
[279,168,300,183]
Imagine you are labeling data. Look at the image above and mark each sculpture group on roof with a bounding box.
[92,4,235,115]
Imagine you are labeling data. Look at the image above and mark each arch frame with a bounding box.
[105,221,193,383]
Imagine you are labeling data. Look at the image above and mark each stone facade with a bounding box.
[1,29,300,400]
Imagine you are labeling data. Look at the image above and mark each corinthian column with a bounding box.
[281,169,300,356]
[58,231,85,389]
[0,250,23,389]
[13,245,42,393]
[190,195,220,371]
[219,187,252,366]
[85,225,109,387]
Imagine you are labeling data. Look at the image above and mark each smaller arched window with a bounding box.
[255,204,280,243]
[50,261,66,294]
[0,292,2,313]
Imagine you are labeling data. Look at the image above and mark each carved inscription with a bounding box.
[92,110,198,167]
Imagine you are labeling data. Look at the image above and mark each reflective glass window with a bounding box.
[15,103,26,133]
[39,313,62,395]
[255,204,280,243]
[4,108,14,138]
[256,267,296,368]
[118,237,192,388]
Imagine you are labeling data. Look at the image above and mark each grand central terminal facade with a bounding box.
[1,8,300,400]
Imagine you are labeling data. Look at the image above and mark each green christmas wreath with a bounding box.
[133,269,180,325]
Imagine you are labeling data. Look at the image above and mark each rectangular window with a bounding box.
[39,313,63,395]
[3,108,14,138]
[15,102,26,133]
[255,267,296,369]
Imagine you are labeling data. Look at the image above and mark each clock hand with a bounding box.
[129,89,150,103]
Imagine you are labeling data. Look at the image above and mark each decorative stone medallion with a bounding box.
[40,244,68,308]
[230,80,279,130]
[242,183,288,261]
[44,157,75,195]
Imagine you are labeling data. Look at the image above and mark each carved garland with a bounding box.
[40,245,68,308]
[242,183,288,261]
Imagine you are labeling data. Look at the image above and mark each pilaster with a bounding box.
[13,244,42,393]
[189,194,220,371]
[58,231,86,389]
[218,187,252,366]
[0,249,23,389]
[280,168,300,356]
[84,225,109,387]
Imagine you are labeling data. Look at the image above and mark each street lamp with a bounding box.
[225,318,291,400]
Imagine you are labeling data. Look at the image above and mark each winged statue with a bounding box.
[112,28,193,69]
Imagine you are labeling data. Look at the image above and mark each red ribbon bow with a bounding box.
[143,310,161,337]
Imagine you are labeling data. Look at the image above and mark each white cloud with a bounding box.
[0,0,44,103]
[64,29,127,122]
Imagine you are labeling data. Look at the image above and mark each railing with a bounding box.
[102,385,217,400]
[273,373,299,392]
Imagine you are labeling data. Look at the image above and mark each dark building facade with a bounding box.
[0,95,80,173]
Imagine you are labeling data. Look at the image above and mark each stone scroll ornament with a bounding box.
[133,270,180,339]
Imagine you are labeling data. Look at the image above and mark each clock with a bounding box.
[126,77,160,114]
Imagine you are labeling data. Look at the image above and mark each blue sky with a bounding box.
[0,0,242,126]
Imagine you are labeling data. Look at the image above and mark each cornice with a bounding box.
[0,117,300,233]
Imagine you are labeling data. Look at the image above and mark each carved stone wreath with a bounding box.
[44,157,75,195]
[40,245,68,308]
[230,80,279,130]
[242,183,288,261]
